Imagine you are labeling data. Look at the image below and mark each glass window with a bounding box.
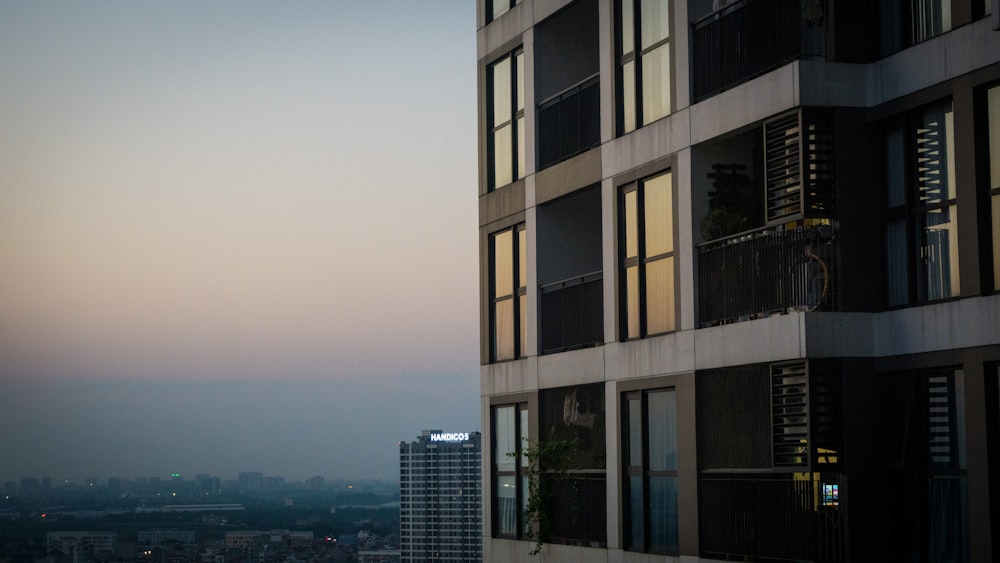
[879,0,952,55]
[493,403,528,538]
[883,100,960,306]
[491,225,526,361]
[489,0,522,22]
[617,0,671,135]
[623,388,678,554]
[986,85,1000,290]
[489,50,524,191]
[621,171,676,338]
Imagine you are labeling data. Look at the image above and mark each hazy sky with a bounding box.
[0,1,479,483]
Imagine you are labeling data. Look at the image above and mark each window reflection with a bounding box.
[987,85,1000,289]
[491,225,526,362]
[492,403,528,538]
[489,49,524,190]
[883,100,959,305]
[624,388,678,554]
[621,171,675,339]
[618,0,671,134]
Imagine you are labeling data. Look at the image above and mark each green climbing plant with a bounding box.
[511,431,576,555]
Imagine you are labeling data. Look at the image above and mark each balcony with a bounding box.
[697,223,836,327]
[699,475,842,562]
[539,272,603,355]
[691,0,825,103]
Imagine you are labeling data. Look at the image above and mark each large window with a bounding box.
[617,0,671,134]
[986,85,1000,290]
[621,171,676,338]
[493,403,529,538]
[885,100,960,306]
[623,388,678,554]
[879,0,952,55]
[490,225,526,361]
[488,50,524,191]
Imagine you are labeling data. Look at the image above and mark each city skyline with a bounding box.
[0,2,479,483]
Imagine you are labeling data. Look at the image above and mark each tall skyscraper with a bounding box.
[476,0,1000,561]
[399,430,482,562]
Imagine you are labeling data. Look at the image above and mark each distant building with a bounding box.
[399,430,481,562]
[224,530,312,549]
[47,531,117,563]
[137,530,196,546]
[238,472,263,491]
[357,549,401,563]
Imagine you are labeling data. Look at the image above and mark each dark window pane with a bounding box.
[626,265,640,339]
[648,389,676,471]
[916,206,959,302]
[628,397,642,465]
[886,218,908,307]
[648,476,678,553]
[496,475,517,535]
[628,474,644,549]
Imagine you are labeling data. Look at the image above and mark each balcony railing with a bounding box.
[539,272,603,355]
[692,0,823,102]
[699,475,842,562]
[697,223,836,327]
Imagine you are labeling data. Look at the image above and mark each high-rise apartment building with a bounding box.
[477,1,1000,561]
[399,430,482,562]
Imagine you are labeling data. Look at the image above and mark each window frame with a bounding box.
[622,387,679,555]
[981,82,1000,292]
[491,401,530,539]
[616,0,672,136]
[487,48,525,192]
[883,98,960,308]
[488,0,521,23]
[489,224,526,362]
[619,169,678,340]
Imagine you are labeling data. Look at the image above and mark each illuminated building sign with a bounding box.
[430,432,470,442]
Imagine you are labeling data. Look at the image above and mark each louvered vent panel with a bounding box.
[772,361,809,467]
[763,110,835,225]
[764,113,802,223]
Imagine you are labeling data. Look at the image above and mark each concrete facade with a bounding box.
[478,0,1000,561]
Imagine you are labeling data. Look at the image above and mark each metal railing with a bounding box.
[539,272,603,355]
[691,0,807,102]
[699,475,842,562]
[697,223,835,327]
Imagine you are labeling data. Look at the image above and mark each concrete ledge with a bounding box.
[694,313,806,369]
[481,358,539,396]
[537,345,605,389]
[604,331,696,381]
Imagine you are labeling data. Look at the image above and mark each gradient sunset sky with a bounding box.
[0,1,478,482]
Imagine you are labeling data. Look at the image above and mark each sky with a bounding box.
[0,1,479,483]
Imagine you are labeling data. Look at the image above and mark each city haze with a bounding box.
[0,2,479,482]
